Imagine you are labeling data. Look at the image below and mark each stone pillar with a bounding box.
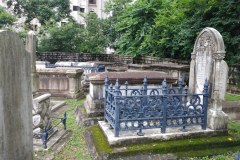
[207,51,228,130]
[26,30,39,95]
[189,52,196,93]
[0,30,33,159]
[66,69,83,98]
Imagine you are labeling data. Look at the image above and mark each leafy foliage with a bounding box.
[107,0,240,63]
[6,0,71,24]
[0,7,16,27]
[38,22,84,52]
[38,13,109,54]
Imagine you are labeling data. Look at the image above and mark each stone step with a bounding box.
[51,101,66,112]
[75,105,104,127]
[33,129,68,151]
[34,130,72,160]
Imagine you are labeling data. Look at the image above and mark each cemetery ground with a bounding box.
[33,94,240,160]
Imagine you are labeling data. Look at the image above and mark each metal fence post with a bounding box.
[41,127,48,149]
[62,112,67,130]
[181,85,189,132]
[178,78,183,105]
[161,79,167,133]
[114,79,120,137]
[125,81,128,96]
[137,76,148,136]
[202,79,209,130]
[104,76,109,122]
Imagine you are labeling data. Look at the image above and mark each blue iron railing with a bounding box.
[33,112,67,149]
[45,63,105,73]
[104,77,209,137]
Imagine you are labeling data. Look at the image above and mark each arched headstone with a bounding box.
[0,30,33,159]
[189,27,228,130]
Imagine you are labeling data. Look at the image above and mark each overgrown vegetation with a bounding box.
[0,6,16,28]
[38,13,109,54]
[53,99,91,160]
[4,0,239,61]
[105,0,240,63]
[6,0,71,24]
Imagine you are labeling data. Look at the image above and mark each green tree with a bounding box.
[79,13,109,54]
[107,0,240,62]
[38,22,84,52]
[0,7,16,28]
[115,0,162,56]
[39,14,109,54]
[6,0,71,25]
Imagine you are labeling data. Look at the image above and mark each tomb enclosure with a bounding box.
[82,71,178,125]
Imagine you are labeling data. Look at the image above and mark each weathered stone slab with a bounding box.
[87,71,177,84]
[189,27,228,130]
[98,121,226,146]
[0,30,33,159]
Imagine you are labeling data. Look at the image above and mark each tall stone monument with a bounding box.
[0,30,33,159]
[189,27,228,130]
[26,30,39,95]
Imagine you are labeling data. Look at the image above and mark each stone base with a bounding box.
[76,105,104,127]
[98,121,227,146]
[84,94,104,117]
[207,109,228,130]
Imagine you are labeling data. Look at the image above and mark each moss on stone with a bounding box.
[90,125,113,153]
[89,125,240,159]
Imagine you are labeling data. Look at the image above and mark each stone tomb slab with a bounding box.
[98,121,226,146]
[88,71,177,84]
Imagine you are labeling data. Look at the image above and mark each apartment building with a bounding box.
[70,0,107,24]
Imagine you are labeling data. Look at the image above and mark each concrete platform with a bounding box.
[98,121,227,146]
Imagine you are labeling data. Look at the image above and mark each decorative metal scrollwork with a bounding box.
[104,77,209,137]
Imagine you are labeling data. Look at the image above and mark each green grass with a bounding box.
[53,99,91,160]
[225,93,240,101]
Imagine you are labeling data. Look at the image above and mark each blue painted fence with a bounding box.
[104,77,209,137]
[45,63,105,73]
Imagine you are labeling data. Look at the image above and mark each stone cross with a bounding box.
[0,30,33,159]
[26,30,39,95]
[189,27,228,130]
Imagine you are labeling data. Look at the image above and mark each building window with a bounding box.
[73,6,79,11]
[80,8,85,13]
[89,0,96,4]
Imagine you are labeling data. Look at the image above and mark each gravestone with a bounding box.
[26,30,39,95]
[0,30,33,159]
[189,27,228,130]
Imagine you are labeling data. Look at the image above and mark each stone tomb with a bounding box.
[127,63,189,83]
[37,67,83,98]
[82,71,177,125]
[189,27,228,130]
[0,30,33,159]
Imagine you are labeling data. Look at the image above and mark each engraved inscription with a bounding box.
[195,32,215,93]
